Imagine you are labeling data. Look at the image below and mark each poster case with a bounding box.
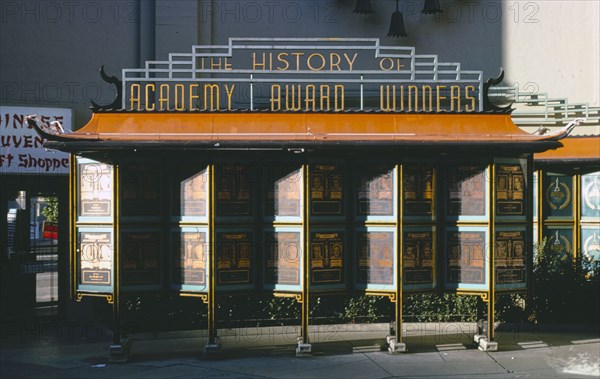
[310,164,346,220]
[582,226,600,263]
[444,227,489,291]
[76,227,114,294]
[355,227,395,292]
[403,163,436,221]
[495,158,527,221]
[263,165,303,223]
[215,229,256,291]
[581,172,600,221]
[542,225,574,256]
[121,228,162,291]
[495,226,527,291]
[355,164,396,223]
[403,226,436,291]
[171,166,209,223]
[446,164,489,222]
[76,157,114,223]
[309,229,346,291]
[215,164,255,222]
[171,227,209,293]
[263,227,303,292]
[120,162,161,220]
[542,172,574,221]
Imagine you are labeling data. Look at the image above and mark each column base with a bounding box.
[108,338,132,363]
[386,335,406,354]
[296,338,312,357]
[474,334,498,351]
[204,337,222,355]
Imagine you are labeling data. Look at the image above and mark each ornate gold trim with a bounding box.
[455,291,489,302]
[76,292,113,304]
[480,292,489,303]
[274,292,303,303]
[366,291,396,302]
[180,292,209,304]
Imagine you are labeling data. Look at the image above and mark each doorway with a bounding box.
[3,190,61,319]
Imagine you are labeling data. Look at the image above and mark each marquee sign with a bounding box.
[94,38,509,114]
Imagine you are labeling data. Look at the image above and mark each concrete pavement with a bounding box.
[1,322,599,378]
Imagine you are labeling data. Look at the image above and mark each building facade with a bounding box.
[1,0,599,357]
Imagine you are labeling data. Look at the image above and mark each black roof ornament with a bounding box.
[90,65,123,111]
[483,68,514,113]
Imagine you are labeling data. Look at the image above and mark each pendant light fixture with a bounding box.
[422,0,443,14]
[388,0,408,37]
[354,0,374,14]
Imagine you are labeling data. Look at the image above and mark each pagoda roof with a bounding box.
[27,112,581,153]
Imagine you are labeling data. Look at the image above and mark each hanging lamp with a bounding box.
[388,0,408,37]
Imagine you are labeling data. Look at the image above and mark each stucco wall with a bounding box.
[1,0,598,130]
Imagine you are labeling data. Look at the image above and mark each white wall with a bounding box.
[502,0,599,106]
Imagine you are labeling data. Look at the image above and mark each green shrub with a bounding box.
[118,238,599,332]
[41,197,59,223]
[529,238,600,323]
[403,293,478,322]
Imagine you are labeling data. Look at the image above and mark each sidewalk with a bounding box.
[1,322,599,378]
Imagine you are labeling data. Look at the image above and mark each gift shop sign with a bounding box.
[0,105,71,174]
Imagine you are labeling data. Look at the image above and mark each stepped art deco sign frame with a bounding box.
[29,38,582,361]
[95,37,510,114]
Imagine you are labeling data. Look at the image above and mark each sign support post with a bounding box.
[297,164,312,356]
[205,164,221,353]
[388,164,406,353]
[476,163,498,351]
[109,163,131,362]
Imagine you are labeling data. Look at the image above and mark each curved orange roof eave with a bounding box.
[75,112,529,141]
[30,112,577,153]
[535,136,600,162]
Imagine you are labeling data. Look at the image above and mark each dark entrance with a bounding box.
[0,175,69,321]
